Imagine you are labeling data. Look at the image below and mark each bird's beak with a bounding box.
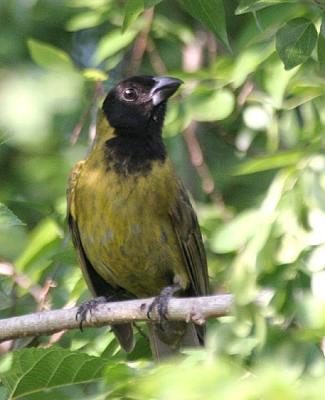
[151,76,183,106]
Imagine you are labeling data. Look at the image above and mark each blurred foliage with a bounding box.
[1,0,325,398]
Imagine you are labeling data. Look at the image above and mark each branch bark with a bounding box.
[0,292,272,342]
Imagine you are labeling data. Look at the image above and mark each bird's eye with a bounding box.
[123,88,138,101]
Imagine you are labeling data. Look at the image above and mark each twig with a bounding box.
[126,8,154,76]
[0,292,273,342]
[0,263,57,352]
[147,38,168,75]
[70,81,104,145]
[206,31,218,66]
[237,81,254,107]
[183,121,214,194]
[182,123,230,214]
[0,262,45,305]
[181,35,229,213]
[70,104,90,145]
[312,0,325,12]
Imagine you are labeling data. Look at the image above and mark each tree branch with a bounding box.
[0,292,272,342]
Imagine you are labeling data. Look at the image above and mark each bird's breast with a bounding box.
[74,153,186,297]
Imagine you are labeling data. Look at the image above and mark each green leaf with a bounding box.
[282,85,323,109]
[66,11,108,31]
[92,29,137,65]
[27,39,75,71]
[179,0,230,50]
[275,18,317,70]
[15,218,61,270]
[318,19,325,73]
[0,348,109,399]
[233,149,306,175]
[0,203,25,227]
[144,0,162,7]
[211,209,261,253]
[236,0,296,15]
[82,68,108,81]
[187,88,235,121]
[0,387,8,400]
[66,0,108,7]
[122,0,144,32]
[232,43,274,88]
[0,291,13,310]
[122,0,162,32]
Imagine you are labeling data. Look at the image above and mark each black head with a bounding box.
[102,75,183,137]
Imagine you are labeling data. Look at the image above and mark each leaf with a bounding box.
[264,60,298,109]
[66,0,108,7]
[122,0,144,32]
[0,348,109,399]
[122,0,162,32]
[0,203,25,227]
[236,0,295,15]
[275,18,317,70]
[282,85,323,109]
[211,209,261,253]
[66,11,108,31]
[233,149,306,175]
[232,42,274,88]
[317,19,325,73]
[144,0,162,7]
[15,218,61,270]
[187,88,235,121]
[122,0,162,33]
[92,29,137,65]
[0,291,13,310]
[0,387,8,400]
[82,68,108,81]
[179,0,230,50]
[27,39,75,71]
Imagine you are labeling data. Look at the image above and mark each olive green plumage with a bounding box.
[67,76,209,358]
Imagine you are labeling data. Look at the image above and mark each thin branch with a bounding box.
[70,103,90,145]
[0,262,55,311]
[181,34,229,214]
[237,81,254,107]
[147,38,168,75]
[70,81,104,145]
[0,292,273,342]
[312,0,325,11]
[183,121,228,211]
[126,8,154,76]
[183,122,215,196]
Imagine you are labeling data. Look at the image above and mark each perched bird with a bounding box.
[67,76,209,359]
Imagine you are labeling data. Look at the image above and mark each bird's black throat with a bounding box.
[105,134,166,176]
[104,104,167,176]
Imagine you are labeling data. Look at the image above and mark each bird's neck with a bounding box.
[93,110,116,150]
[94,109,167,176]
[104,133,166,176]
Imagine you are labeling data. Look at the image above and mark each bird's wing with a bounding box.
[67,161,107,295]
[67,161,134,352]
[169,181,209,297]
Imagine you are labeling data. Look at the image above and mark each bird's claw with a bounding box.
[147,283,182,322]
[76,296,108,331]
[147,294,169,322]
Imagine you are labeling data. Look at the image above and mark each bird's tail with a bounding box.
[112,323,134,352]
[147,322,201,361]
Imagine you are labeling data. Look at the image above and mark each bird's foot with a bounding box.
[147,283,182,322]
[76,296,109,331]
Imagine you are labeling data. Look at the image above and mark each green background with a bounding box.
[1,0,325,398]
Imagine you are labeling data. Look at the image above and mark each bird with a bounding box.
[67,75,209,359]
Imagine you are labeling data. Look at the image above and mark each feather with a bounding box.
[67,161,134,352]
